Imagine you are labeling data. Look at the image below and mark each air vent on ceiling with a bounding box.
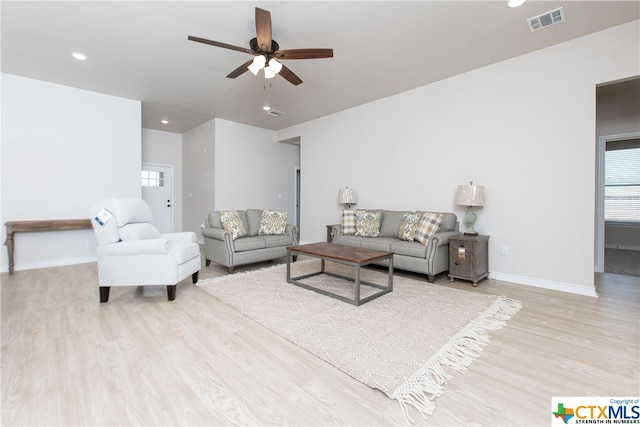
[527,7,565,32]
[267,109,285,117]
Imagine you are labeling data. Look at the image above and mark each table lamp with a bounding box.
[455,181,485,235]
[338,187,357,209]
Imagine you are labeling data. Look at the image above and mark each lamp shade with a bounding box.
[247,55,266,75]
[264,66,276,79]
[455,184,485,207]
[268,58,283,74]
[338,188,357,204]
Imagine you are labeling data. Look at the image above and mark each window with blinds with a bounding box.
[605,143,640,223]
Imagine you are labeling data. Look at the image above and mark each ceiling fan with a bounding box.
[188,7,333,86]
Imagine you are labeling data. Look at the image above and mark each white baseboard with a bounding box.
[489,271,598,297]
[2,256,97,273]
[1,253,599,299]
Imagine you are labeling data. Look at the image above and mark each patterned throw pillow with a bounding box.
[219,210,247,240]
[415,212,443,245]
[258,210,288,235]
[397,212,421,241]
[355,209,382,237]
[341,209,357,235]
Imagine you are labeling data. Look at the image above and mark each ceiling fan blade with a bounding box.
[226,59,254,79]
[274,48,334,60]
[188,35,254,55]
[278,64,303,86]
[255,7,272,52]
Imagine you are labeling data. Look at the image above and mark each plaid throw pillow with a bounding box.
[220,210,247,240]
[341,209,356,235]
[355,209,382,237]
[397,212,421,241]
[415,212,443,245]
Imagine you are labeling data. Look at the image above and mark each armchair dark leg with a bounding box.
[427,274,435,283]
[205,259,211,266]
[228,266,234,274]
[167,285,177,301]
[192,271,199,283]
[99,286,110,303]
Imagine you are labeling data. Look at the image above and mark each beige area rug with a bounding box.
[197,259,521,421]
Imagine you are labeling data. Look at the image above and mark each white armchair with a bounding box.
[90,198,201,302]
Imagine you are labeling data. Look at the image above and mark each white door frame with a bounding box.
[294,167,301,235]
[595,132,640,272]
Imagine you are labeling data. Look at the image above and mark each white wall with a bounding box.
[142,128,183,232]
[278,21,640,296]
[1,73,141,272]
[182,119,215,241]
[180,118,300,243]
[214,118,299,220]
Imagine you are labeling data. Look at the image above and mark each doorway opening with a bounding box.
[595,134,640,275]
[141,163,174,233]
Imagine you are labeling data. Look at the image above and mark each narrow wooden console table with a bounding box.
[4,219,92,275]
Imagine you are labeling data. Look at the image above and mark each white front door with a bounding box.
[141,163,173,233]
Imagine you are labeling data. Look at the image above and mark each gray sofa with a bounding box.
[202,209,299,273]
[332,210,459,282]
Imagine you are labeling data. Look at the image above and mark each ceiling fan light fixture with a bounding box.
[264,66,276,79]
[268,58,282,74]
[248,55,266,75]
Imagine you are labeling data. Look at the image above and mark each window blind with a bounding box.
[604,147,640,222]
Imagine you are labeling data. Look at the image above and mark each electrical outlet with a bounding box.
[501,245,509,256]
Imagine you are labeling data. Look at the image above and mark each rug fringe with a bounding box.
[390,296,522,424]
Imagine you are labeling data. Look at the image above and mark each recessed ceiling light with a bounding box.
[71,52,88,61]
[507,0,526,7]
[161,119,169,124]
[263,106,271,111]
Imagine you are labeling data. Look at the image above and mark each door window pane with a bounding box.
[141,170,164,187]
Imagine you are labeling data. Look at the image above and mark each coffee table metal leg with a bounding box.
[355,264,361,305]
[388,256,394,290]
[286,250,292,281]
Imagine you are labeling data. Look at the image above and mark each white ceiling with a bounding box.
[2,1,638,134]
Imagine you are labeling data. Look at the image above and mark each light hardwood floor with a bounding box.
[2,249,638,426]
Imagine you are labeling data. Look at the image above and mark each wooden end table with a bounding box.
[448,234,490,286]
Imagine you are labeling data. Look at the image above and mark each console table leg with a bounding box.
[5,232,15,275]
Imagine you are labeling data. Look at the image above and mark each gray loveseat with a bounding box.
[332,210,459,282]
[202,209,299,273]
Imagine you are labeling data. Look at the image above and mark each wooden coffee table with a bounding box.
[286,242,393,306]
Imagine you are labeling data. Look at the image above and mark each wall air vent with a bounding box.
[527,7,565,32]
[267,109,285,117]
